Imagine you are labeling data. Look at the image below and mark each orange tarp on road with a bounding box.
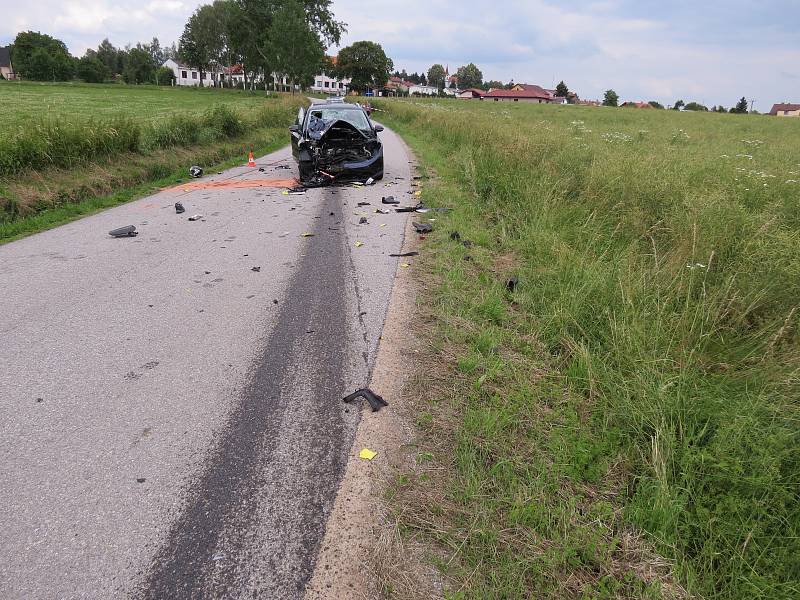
[169,178,299,192]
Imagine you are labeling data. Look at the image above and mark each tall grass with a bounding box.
[377,99,800,599]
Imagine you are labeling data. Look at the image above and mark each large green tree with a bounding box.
[77,56,110,83]
[454,63,482,89]
[602,89,619,107]
[555,80,569,97]
[122,47,156,84]
[11,31,74,81]
[267,0,325,91]
[336,41,393,93]
[427,64,446,90]
[179,4,223,81]
[96,38,123,76]
[731,96,749,114]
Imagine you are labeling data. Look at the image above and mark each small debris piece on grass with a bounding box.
[450,231,461,242]
[414,190,422,197]
[189,165,203,178]
[188,214,203,221]
[413,222,433,234]
[109,225,138,238]
[389,251,419,257]
[382,196,399,205]
[359,448,377,461]
[355,241,364,248]
[506,276,519,292]
[359,217,368,224]
[344,388,389,412]
[175,202,185,214]
[251,266,261,272]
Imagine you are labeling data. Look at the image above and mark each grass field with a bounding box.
[373,99,800,599]
[0,81,277,131]
[0,82,303,237]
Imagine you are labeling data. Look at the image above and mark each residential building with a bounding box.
[163,58,223,87]
[458,88,486,99]
[0,46,16,80]
[409,83,439,96]
[484,88,553,103]
[310,56,350,96]
[769,103,800,117]
[621,101,653,109]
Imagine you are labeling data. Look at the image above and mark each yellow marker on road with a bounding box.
[359,448,377,461]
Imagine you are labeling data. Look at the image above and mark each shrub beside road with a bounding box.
[376,98,800,599]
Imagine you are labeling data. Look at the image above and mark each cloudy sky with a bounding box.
[1,0,797,109]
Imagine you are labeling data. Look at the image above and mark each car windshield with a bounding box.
[308,107,371,132]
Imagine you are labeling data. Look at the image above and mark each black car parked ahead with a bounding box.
[289,100,384,185]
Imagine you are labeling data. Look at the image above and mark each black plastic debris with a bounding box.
[109,225,138,238]
[189,165,203,178]
[462,240,474,248]
[251,266,261,272]
[357,202,371,207]
[450,231,461,242]
[413,222,433,234]
[382,196,399,205]
[276,165,290,170]
[506,276,519,292]
[188,214,203,221]
[287,187,306,195]
[395,206,416,213]
[175,202,185,214]
[136,478,146,483]
[390,251,419,257]
[343,388,388,412]
[359,217,368,224]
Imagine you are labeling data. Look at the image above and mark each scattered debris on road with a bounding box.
[109,225,138,238]
[188,214,203,221]
[375,208,391,215]
[283,187,307,196]
[189,166,203,178]
[382,196,399,205]
[359,217,368,224]
[357,202,371,207]
[355,241,364,248]
[389,252,419,257]
[344,388,389,412]
[413,222,433,234]
[175,202,185,214]
[301,232,315,237]
[359,448,377,461]
[251,266,261,272]
[136,478,146,483]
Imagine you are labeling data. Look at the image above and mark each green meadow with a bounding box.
[375,98,800,599]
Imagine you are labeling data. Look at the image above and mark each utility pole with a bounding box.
[749,98,755,113]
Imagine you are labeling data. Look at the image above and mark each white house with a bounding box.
[163,59,223,87]
[408,84,439,96]
[310,71,349,95]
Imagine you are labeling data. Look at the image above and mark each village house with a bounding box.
[0,46,16,80]
[484,86,552,103]
[409,83,439,96]
[769,103,800,117]
[163,59,224,87]
[621,101,653,109]
[310,56,350,96]
[458,88,486,99]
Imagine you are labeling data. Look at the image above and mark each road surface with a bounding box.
[0,125,415,598]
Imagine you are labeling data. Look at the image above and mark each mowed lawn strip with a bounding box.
[376,98,800,599]
[0,82,305,241]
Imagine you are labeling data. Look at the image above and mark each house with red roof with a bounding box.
[769,103,800,117]
[484,87,553,103]
[458,88,487,99]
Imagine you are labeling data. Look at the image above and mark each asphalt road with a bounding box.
[0,125,415,599]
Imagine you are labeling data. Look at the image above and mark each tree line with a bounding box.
[5,0,346,90]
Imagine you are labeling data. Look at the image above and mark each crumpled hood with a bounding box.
[308,119,371,143]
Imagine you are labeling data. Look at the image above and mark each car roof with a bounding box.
[309,102,363,110]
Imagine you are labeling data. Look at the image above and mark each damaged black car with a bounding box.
[289,100,384,186]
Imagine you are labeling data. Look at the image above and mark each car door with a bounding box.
[290,107,305,159]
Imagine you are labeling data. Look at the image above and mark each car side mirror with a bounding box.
[289,124,300,133]
[374,124,384,132]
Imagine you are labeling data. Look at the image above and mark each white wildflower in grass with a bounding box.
[786,180,798,184]
[602,131,632,143]
[671,129,690,144]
